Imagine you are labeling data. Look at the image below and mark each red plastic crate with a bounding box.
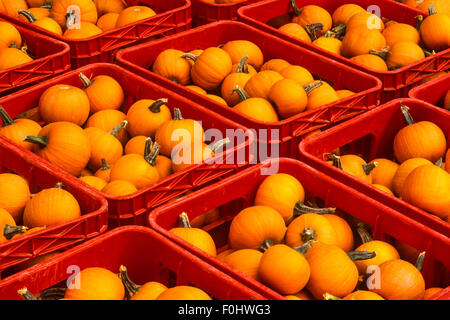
[0,135,108,274]
[0,63,253,229]
[149,158,450,300]
[115,21,382,160]
[0,0,191,68]
[0,18,70,97]
[0,226,268,300]
[409,73,450,107]
[191,0,260,26]
[298,98,450,238]
[238,0,450,103]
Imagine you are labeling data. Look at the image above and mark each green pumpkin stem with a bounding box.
[259,239,274,252]
[362,161,378,176]
[109,120,128,138]
[179,212,192,228]
[293,201,336,218]
[329,24,346,39]
[25,135,49,148]
[37,288,67,300]
[304,81,323,94]
[208,138,230,154]
[42,0,53,8]
[356,223,373,244]
[79,72,93,88]
[400,104,415,126]
[415,15,424,31]
[293,239,316,255]
[236,56,250,74]
[369,49,389,61]
[18,10,37,23]
[290,0,302,16]
[326,153,343,170]
[143,138,160,167]
[435,158,444,168]
[55,182,64,189]
[101,158,111,171]
[149,98,168,113]
[347,250,377,261]
[323,293,342,300]
[8,43,19,49]
[181,52,199,63]
[0,106,15,127]
[232,85,250,102]
[415,251,426,271]
[119,265,141,299]
[17,288,37,300]
[3,224,28,240]
[173,108,184,120]
[305,23,323,41]
[428,3,437,15]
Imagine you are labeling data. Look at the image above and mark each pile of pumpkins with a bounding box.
[276,1,450,71]
[0,73,221,197]
[0,0,157,37]
[0,21,34,71]
[152,40,357,122]
[0,173,82,245]
[167,172,444,300]
[18,265,211,300]
[325,104,450,223]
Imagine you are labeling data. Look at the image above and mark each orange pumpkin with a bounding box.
[152,49,192,86]
[0,0,28,18]
[278,23,311,43]
[222,249,263,281]
[126,98,172,138]
[156,286,211,300]
[51,0,98,27]
[102,180,137,196]
[0,48,33,71]
[94,0,126,15]
[222,40,264,70]
[268,78,308,119]
[258,244,311,295]
[94,158,112,182]
[96,12,119,32]
[379,42,426,69]
[346,12,384,33]
[393,104,447,163]
[279,65,314,87]
[382,23,420,47]
[350,54,388,71]
[369,158,399,191]
[26,121,91,176]
[79,73,124,114]
[332,4,366,26]
[115,6,156,28]
[244,70,284,100]
[341,28,387,58]
[419,4,450,51]
[306,81,340,111]
[18,10,62,35]
[323,214,354,252]
[312,35,342,56]
[232,85,279,122]
[0,208,16,244]
[169,212,217,256]
[63,22,102,39]
[330,154,377,184]
[64,267,125,300]
[285,213,337,248]
[85,109,128,146]
[0,21,22,49]
[392,157,432,196]
[221,56,254,106]
[423,287,444,300]
[370,259,425,300]
[23,183,81,227]
[291,3,332,37]
[228,206,287,250]
[79,175,107,191]
[324,290,384,300]
[0,106,42,151]
[260,59,291,74]
[119,265,167,300]
[39,84,90,126]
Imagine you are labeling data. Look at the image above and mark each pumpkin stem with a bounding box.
[178,212,192,228]
[290,0,302,16]
[109,120,128,138]
[149,98,168,113]
[8,42,19,49]
[119,265,141,299]
[304,81,323,95]
[17,288,37,300]
[369,49,389,61]
[428,3,437,15]
[79,72,93,88]
[236,56,250,74]
[37,288,67,300]
[356,222,373,244]
[293,201,336,218]
[101,158,111,171]
[42,0,53,9]
[434,158,444,168]
[300,227,317,243]
[173,108,184,120]
[423,49,436,57]
[362,161,377,176]
[327,24,346,39]
[347,250,377,261]
[25,135,49,148]
[326,153,343,170]
[259,239,274,252]
[208,138,230,154]
[305,23,323,41]
[54,182,64,189]
[232,85,250,102]
[416,15,424,31]
[293,239,316,255]
[400,104,415,126]
[144,139,160,167]
[181,52,199,63]
[18,10,37,23]
[0,106,15,127]
[415,251,426,271]
[3,224,28,240]
[323,293,342,300]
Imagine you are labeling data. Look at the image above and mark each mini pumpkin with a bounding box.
[268,78,308,119]
[126,98,172,138]
[221,40,264,70]
[119,265,167,300]
[79,73,124,114]
[152,49,192,86]
[115,5,156,28]
[232,85,279,122]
